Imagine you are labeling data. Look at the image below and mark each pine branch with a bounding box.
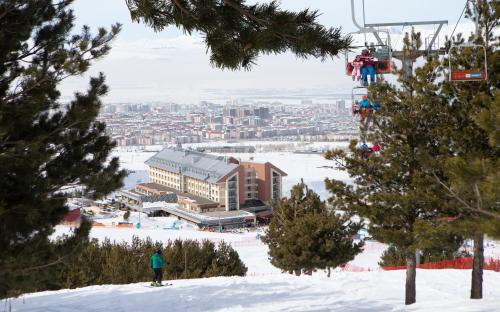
[0,1,124,296]
[126,0,351,70]
[171,0,199,21]
[432,172,499,219]
[223,0,270,27]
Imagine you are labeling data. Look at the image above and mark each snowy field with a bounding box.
[114,141,351,199]
[8,270,500,312]
[14,213,500,312]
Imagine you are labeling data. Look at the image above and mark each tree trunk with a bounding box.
[471,232,484,299]
[405,252,417,305]
[294,269,301,276]
[327,267,331,278]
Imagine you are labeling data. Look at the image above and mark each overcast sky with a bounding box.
[60,0,472,104]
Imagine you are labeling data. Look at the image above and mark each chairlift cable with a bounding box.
[362,0,367,45]
[429,0,469,80]
[450,0,469,42]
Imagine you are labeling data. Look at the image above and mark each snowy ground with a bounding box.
[17,213,500,312]
[8,270,500,312]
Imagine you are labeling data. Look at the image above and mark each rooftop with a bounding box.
[145,147,238,183]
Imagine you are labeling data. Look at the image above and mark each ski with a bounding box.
[146,283,173,288]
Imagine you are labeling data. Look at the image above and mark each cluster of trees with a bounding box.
[263,0,498,306]
[324,0,498,305]
[5,236,247,298]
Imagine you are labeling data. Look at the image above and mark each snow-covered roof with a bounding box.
[145,147,238,183]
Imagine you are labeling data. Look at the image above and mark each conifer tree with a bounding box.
[124,209,131,221]
[435,0,499,300]
[263,181,363,276]
[126,0,351,70]
[324,30,455,305]
[0,0,125,296]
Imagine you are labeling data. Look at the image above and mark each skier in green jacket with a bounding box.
[150,249,167,286]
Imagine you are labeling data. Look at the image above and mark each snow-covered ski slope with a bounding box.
[10,145,497,311]
[8,270,500,312]
[20,223,500,312]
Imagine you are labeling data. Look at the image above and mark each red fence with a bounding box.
[383,257,500,272]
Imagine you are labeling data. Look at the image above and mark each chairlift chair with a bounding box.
[449,42,488,82]
[345,30,392,77]
[351,86,368,116]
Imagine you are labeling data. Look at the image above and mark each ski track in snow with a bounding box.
[39,224,500,312]
[8,270,500,312]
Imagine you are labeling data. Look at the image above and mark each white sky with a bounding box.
[60,0,473,104]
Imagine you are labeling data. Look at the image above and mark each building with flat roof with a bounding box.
[145,147,287,212]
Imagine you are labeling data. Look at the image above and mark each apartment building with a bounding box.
[145,147,286,212]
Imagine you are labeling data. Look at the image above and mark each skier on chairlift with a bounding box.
[352,99,361,115]
[360,143,373,160]
[352,55,362,81]
[359,95,371,122]
[360,49,376,86]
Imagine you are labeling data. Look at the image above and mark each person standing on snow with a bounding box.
[150,249,166,286]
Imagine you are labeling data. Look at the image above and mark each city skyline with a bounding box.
[98,98,356,147]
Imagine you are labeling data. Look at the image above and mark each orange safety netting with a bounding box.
[382,257,500,272]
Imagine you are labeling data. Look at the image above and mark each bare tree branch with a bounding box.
[432,172,499,219]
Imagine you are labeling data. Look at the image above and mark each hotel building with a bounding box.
[143,147,287,212]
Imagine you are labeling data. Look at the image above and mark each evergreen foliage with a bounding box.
[325,1,498,303]
[378,246,407,267]
[126,0,351,70]
[0,0,125,297]
[4,236,247,298]
[437,0,499,226]
[436,0,499,299]
[263,181,363,276]
[324,30,456,305]
[123,209,131,221]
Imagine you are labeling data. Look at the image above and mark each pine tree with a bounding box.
[126,0,351,70]
[215,241,248,276]
[436,0,499,300]
[0,0,125,297]
[263,181,363,276]
[324,30,456,305]
[123,209,131,221]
